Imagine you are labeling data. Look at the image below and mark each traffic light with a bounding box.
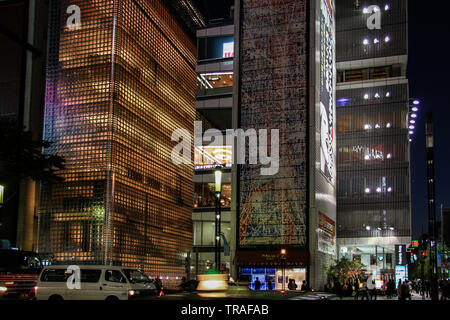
[280,248,286,260]
[410,252,414,263]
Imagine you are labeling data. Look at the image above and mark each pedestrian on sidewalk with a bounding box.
[354,279,360,300]
[387,279,395,299]
[360,281,369,300]
[441,279,449,300]
[254,277,261,291]
[367,276,377,300]
[334,279,343,299]
[425,280,431,298]
[268,279,273,291]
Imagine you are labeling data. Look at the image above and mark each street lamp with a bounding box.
[214,165,223,272]
[280,249,287,291]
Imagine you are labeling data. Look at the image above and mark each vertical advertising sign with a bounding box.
[319,0,335,183]
[239,0,308,246]
[317,211,336,255]
[395,245,407,266]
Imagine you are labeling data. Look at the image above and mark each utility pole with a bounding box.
[425,111,439,300]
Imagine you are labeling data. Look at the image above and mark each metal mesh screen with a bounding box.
[336,83,411,238]
[39,0,196,279]
[336,0,407,62]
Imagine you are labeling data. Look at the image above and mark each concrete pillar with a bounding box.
[16,178,36,251]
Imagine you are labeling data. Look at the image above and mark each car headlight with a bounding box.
[0,286,7,292]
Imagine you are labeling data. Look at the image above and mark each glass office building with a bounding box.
[336,0,411,284]
[38,0,201,282]
[192,20,234,275]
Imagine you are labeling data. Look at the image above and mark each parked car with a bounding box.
[36,265,157,300]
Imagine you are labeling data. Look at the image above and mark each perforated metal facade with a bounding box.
[336,0,407,62]
[335,0,411,242]
[38,0,197,279]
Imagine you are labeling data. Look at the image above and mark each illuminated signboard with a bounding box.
[395,245,407,266]
[319,0,335,183]
[318,211,336,255]
[223,42,234,58]
[395,265,408,288]
[411,240,419,248]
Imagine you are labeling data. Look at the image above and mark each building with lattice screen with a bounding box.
[38,0,203,281]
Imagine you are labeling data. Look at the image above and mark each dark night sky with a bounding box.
[195,1,450,239]
[408,1,450,239]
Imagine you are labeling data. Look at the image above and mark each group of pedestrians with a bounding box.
[253,277,309,291]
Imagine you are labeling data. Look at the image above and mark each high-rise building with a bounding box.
[38,0,203,282]
[232,0,337,290]
[192,18,234,275]
[442,207,450,247]
[335,0,411,282]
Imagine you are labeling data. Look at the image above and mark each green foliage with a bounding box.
[0,117,65,185]
[327,257,366,283]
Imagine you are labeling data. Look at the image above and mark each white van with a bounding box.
[36,265,157,300]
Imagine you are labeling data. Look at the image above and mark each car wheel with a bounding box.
[49,294,63,301]
[105,295,119,301]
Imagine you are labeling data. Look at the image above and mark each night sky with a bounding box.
[408,1,450,239]
[195,1,450,239]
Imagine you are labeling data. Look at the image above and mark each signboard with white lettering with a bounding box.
[395,245,407,266]
[395,265,408,288]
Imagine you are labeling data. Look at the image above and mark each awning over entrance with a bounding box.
[235,249,310,266]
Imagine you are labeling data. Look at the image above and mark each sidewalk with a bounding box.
[334,292,432,301]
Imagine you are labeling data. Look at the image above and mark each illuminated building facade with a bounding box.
[38,0,203,282]
[233,0,337,290]
[336,0,412,283]
[192,19,234,275]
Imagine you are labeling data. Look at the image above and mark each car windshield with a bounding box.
[123,269,150,283]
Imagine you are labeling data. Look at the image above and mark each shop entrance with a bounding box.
[240,267,306,291]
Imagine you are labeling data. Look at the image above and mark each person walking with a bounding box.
[268,279,273,291]
[367,276,377,300]
[420,280,426,300]
[444,279,450,300]
[401,281,411,300]
[386,279,394,299]
[288,279,297,291]
[301,280,308,291]
[354,279,360,300]
[425,280,431,298]
[360,281,369,300]
[334,279,343,299]
[254,277,261,291]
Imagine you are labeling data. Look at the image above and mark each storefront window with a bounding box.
[198,73,233,90]
[240,267,306,291]
[194,145,233,171]
[193,221,231,247]
[194,183,231,208]
[198,36,234,61]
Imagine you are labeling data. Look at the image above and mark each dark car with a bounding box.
[0,249,47,300]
